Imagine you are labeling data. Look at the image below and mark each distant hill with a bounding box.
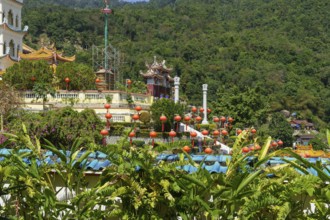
[22,0,330,126]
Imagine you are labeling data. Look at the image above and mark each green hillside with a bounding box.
[21,0,330,126]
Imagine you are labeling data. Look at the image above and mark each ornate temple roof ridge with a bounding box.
[19,44,76,62]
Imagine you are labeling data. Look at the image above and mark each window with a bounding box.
[9,40,15,57]
[17,45,20,58]
[15,15,19,27]
[3,42,6,55]
[8,10,13,25]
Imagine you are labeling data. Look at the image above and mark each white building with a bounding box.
[0,0,28,75]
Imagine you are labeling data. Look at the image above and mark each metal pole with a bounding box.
[202,84,208,124]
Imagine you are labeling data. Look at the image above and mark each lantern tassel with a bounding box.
[162,123,164,132]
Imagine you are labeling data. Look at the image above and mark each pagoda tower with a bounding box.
[140,56,174,98]
[0,0,28,75]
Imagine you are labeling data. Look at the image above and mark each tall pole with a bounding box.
[102,1,112,90]
[174,76,180,103]
[202,84,208,124]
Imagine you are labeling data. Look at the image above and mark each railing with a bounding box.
[20,90,152,105]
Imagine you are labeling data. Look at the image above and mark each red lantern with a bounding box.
[250,146,255,151]
[202,130,209,136]
[220,116,226,124]
[204,147,213,154]
[213,117,220,123]
[242,147,250,153]
[104,103,111,110]
[221,130,228,136]
[174,115,182,132]
[251,128,257,134]
[191,106,197,113]
[196,116,202,122]
[150,131,157,147]
[228,117,234,123]
[183,146,191,153]
[207,108,211,114]
[100,129,109,136]
[184,115,191,130]
[271,141,278,148]
[129,131,135,145]
[277,140,283,146]
[105,113,112,119]
[160,114,167,132]
[132,114,139,121]
[95,78,101,83]
[199,108,204,113]
[135,106,142,112]
[64,77,70,90]
[213,130,220,144]
[255,144,261,150]
[236,129,242,135]
[190,131,197,147]
[202,130,209,146]
[169,129,176,143]
[100,129,109,146]
[126,79,132,85]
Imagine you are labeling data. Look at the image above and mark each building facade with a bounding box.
[0,0,27,74]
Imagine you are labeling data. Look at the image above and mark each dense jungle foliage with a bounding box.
[21,0,330,126]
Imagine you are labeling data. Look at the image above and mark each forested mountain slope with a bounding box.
[22,0,330,126]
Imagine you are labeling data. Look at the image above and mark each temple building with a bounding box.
[0,0,28,75]
[19,43,76,72]
[140,56,174,98]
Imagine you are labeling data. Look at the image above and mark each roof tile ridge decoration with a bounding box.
[140,56,173,79]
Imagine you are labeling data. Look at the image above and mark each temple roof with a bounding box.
[140,56,174,82]
[19,45,75,63]
[0,22,28,34]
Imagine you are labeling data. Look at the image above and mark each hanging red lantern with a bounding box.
[150,131,157,147]
[271,141,278,148]
[242,147,250,153]
[207,108,211,114]
[204,147,213,154]
[255,144,261,150]
[135,106,142,112]
[220,116,226,123]
[174,115,181,131]
[191,106,197,113]
[95,78,101,83]
[184,115,191,130]
[183,146,191,153]
[202,130,209,136]
[201,130,209,146]
[199,107,204,113]
[129,131,135,145]
[251,128,257,134]
[104,103,111,110]
[64,77,70,90]
[190,131,197,147]
[100,129,109,136]
[196,116,202,122]
[213,117,220,123]
[105,113,112,119]
[169,129,176,143]
[160,114,167,132]
[221,130,228,136]
[132,114,139,121]
[100,129,109,146]
[236,129,242,135]
[277,140,283,146]
[213,130,220,144]
[228,117,234,123]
